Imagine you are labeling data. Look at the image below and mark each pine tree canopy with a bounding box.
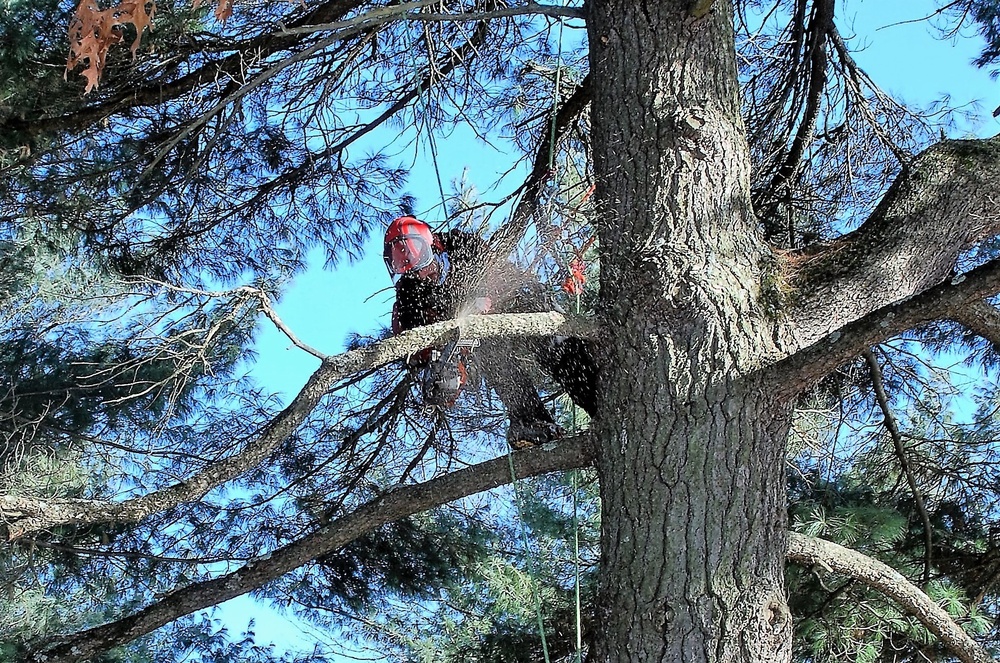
[6,2,1000,662]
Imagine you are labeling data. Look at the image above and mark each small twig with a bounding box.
[252,289,328,360]
[278,1,586,36]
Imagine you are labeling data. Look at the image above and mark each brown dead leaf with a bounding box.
[65,0,156,94]
[192,0,233,22]
[214,0,233,21]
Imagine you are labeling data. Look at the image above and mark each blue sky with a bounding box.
[221,2,1000,658]
[250,0,1000,406]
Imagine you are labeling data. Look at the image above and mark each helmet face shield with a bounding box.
[384,233,434,276]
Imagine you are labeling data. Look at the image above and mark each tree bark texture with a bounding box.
[587,1,792,661]
[789,137,1000,346]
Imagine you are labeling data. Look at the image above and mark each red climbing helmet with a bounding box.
[384,216,435,276]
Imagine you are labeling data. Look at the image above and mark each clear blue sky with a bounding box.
[250,0,1000,407]
[223,2,999,658]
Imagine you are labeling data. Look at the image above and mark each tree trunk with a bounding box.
[587,2,793,660]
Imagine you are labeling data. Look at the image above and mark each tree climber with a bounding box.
[383,215,596,448]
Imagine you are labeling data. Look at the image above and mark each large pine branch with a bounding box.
[24,435,595,663]
[771,255,1000,398]
[1,312,591,539]
[787,136,1000,346]
[788,533,994,663]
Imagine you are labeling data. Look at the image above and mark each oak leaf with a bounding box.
[66,0,156,94]
[192,0,234,22]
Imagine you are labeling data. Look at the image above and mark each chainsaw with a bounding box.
[420,335,480,409]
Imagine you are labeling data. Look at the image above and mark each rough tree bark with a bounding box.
[16,1,1000,661]
[587,1,792,660]
[585,3,1000,661]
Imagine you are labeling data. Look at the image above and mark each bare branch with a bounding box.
[787,532,994,663]
[252,289,328,360]
[1,312,596,539]
[279,0,586,36]
[24,435,596,663]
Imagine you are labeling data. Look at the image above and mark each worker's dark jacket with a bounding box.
[391,230,485,333]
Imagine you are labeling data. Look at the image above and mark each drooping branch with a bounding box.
[229,10,496,222]
[143,0,512,177]
[772,256,1000,399]
[863,349,934,587]
[14,0,580,141]
[787,136,1000,346]
[754,0,835,243]
[24,435,596,663]
[1,311,595,540]
[787,532,995,663]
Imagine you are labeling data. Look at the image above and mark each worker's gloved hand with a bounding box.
[473,296,492,314]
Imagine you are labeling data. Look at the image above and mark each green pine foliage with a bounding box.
[386,474,598,663]
[953,0,1000,73]
[785,346,1000,661]
[0,188,276,660]
[5,2,1000,662]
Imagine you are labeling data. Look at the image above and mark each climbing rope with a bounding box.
[413,26,450,219]
[410,6,585,658]
[569,276,584,663]
[548,16,565,173]
[572,469,583,662]
[505,10,594,661]
[507,450,553,663]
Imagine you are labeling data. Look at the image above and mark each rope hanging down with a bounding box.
[413,26,449,219]
[507,451,553,663]
[410,6,586,659]
[505,9,587,663]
